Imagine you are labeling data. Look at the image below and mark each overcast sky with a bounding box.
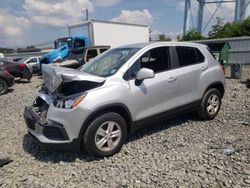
[0,0,235,48]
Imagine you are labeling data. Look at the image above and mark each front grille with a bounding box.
[26,119,35,130]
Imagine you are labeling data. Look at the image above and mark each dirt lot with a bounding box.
[0,66,249,187]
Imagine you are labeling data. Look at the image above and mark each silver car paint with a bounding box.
[28,42,225,144]
[21,57,41,73]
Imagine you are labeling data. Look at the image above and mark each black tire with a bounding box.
[197,88,222,120]
[22,68,32,81]
[83,112,127,157]
[0,79,8,95]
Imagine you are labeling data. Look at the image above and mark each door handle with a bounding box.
[201,66,207,71]
[168,77,177,82]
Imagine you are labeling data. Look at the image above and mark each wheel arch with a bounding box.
[78,103,134,148]
[204,81,225,98]
[0,77,8,85]
[0,76,8,81]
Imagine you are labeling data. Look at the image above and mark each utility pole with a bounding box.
[234,0,241,22]
[82,8,89,21]
[197,0,205,33]
[183,0,191,35]
[183,0,238,35]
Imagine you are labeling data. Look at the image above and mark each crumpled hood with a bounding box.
[42,64,106,93]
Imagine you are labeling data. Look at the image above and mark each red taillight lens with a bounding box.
[220,64,225,75]
[19,64,27,69]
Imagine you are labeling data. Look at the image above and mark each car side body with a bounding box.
[0,68,15,95]
[0,59,32,81]
[18,57,42,73]
[24,42,225,157]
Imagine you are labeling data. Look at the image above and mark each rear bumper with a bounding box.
[23,106,82,151]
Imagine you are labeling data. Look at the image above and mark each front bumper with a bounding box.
[23,101,91,151]
[6,76,15,87]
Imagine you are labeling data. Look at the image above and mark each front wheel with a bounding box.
[83,113,127,157]
[197,88,222,120]
[0,79,8,95]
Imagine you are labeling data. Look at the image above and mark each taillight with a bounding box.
[19,64,27,69]
[220,64,225,75]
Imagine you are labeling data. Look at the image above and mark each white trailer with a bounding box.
[68,20,150,48]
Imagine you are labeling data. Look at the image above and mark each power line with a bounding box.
[202,1,223,33]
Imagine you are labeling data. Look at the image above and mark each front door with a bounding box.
[126,46,179,121]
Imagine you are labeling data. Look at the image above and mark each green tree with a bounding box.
[239,17,250,36]
[177,35,182,41]
[208,16,250,38]
[0,47,15,54]
[208,17,224,38]
[181,28,206,41]
[159,34,171,41]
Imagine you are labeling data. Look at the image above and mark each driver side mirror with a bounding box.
[136,68,155,81]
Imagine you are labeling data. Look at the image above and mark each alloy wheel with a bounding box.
[95,121,122,152]
[206,94,219,115]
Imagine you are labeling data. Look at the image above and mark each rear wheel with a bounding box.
[83,113,127,157]
[22,68,32,81]
[0,79,8,95]
[197,88,222,120]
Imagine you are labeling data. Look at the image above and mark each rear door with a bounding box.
[175,46,208,107]
[126,46,179,121]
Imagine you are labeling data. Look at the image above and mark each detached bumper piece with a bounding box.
[0,158,13,167]
[23,106,69,141]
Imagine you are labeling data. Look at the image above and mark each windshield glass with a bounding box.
[79,48,140,77]
[57,37,72,49]
[18,58,29,63]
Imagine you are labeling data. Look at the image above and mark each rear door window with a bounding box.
[176,46,197,67]
[176,46,205,67]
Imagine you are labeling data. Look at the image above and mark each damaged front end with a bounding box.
[39,64,105,109]
[23,64,105,149]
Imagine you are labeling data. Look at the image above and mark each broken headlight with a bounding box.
[56,93,87,109]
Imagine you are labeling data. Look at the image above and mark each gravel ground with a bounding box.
[0,66,249,187]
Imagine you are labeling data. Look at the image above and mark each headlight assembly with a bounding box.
[56,93,87,109]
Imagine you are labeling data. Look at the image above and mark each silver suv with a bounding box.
[24,42,225,157]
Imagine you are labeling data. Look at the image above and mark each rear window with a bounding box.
[100,48,108,53]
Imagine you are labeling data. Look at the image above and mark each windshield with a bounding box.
[18,58,29,63]
[57,37,72,49]
[79,48,140,77]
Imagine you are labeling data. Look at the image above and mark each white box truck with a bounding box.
[68,19,150,48]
